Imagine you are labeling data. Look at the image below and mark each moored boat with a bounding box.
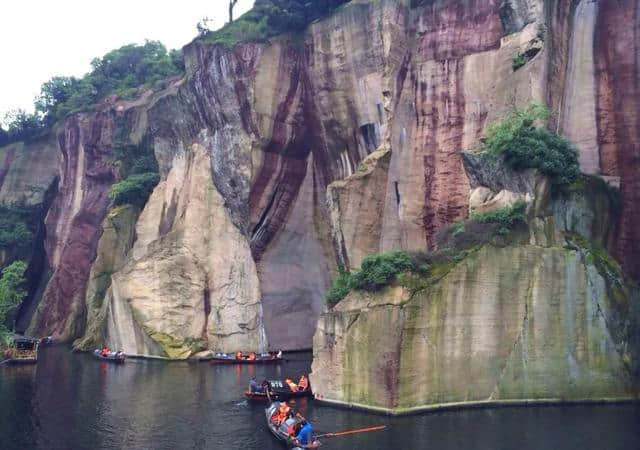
[93,349,125,363]
[210,351,283,364]
[4,337,39,364]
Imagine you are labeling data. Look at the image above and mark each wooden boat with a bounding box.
[93,349,125,363]
[265,402,319,449]
[245,379,312,401]
[210,351,283,364]
[4,337,39,364]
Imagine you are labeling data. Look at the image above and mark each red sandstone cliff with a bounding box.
[0,0,637,356]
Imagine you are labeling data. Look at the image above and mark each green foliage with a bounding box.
[2,110,47,143]
[2,41,184,146]
[205,0,351,46]
[484,103,580,186]
[326,268,354,305]
[437,202,528,250]
[512,53,527,71]
[326,247,482,306]
[470,201,527,235]
[0,261,28,336]
[109,172,160,207]
[0,204,37,251]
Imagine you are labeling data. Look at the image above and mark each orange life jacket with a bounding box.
[298,376,308,391]
[249,352,256,360]
[285,379,298,392]
[236,351,243,360]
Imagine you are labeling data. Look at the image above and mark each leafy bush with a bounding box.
[471,201,527,234]
[436,202,528,250]
[327,250,462,305]
[205,0,351,46]
[0,261,27,337]
[512,53,527,71]
[484,104,579,186]
[1,110,47,143]
[109,172,160,207]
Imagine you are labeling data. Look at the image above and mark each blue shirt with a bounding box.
[249,379,258,392]
[296,423,314,445]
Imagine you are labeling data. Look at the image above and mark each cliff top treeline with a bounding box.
[203,0,351,46]
[0,41,183,147]
[0,1,353,148]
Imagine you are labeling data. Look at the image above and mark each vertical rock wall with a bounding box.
[2,0,638,358]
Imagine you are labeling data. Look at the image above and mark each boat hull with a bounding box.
[93,350,125,363]
[245,388,312,402]
[210,357,282,365]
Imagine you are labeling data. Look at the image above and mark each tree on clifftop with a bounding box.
[229,0,239,22]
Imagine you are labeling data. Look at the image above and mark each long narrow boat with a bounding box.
[210,352,283,364]
[265,403,312,450]
[245,383,312,402]
[93,349,126,363]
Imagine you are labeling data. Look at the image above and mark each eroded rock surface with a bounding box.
[2,0,638,359]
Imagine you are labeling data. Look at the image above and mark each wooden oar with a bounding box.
[315,425,386,438]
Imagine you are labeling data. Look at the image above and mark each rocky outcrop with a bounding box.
[312,244,639,412]
[312,170,640,412]
[2,0,638,359]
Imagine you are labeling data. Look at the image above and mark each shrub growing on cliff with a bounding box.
[436,201,528,250]
[109,172,160,207]
[484,104,579,186]
[327,251,436,305]
[0,261,28,339]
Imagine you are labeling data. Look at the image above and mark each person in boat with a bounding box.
[277,350,282,358]
[249,376,263,393]
[294,418,316,447]
[271,402,290,426]
[235,351,243,360]
[248,352,256,361]
[101,346,111,357]
[285,378,298,392]
[298,375,308,392]
[261,379,272,395]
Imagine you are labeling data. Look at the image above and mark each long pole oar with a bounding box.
[316,425,386,439]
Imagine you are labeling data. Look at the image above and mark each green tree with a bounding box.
[3,109,46,142]
[0,261,28,338]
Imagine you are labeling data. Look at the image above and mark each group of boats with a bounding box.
[3,338,386,447]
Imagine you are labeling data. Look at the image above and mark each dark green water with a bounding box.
[1,346,639,449]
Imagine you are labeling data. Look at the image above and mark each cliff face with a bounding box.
[0,0,638,360]
[312,158,640,411]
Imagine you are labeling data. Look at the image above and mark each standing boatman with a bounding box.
[295,418,316,447]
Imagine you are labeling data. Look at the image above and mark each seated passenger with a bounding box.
[248,352,256,361]
[271,402,290,425]
[235,351,243,360]
[101,347,110,356]
[298,375,308,391]
[285,378,298,392]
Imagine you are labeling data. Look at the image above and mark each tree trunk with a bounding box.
[229,0,238,23]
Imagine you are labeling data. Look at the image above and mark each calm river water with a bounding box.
[1,346,639,449]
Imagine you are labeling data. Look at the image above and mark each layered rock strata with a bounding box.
[0,0,636,358]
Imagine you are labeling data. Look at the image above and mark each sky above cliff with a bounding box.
[0,0,254,121]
